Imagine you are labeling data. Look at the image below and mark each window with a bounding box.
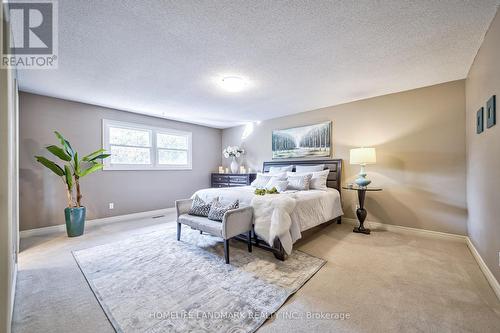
[102,119,192,170]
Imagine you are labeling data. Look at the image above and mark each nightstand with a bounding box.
[342,185,382,234]
[211,173,256,188]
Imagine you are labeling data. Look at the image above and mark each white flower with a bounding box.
[223,145,245,158]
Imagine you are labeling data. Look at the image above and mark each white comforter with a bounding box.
[192,186,343,253]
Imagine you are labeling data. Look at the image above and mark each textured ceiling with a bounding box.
[18,0,500,128]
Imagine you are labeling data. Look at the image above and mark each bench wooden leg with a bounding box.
[177,222,181,241]
[247,231,252,253]
[224,239,230,264]
[337,217,342,224]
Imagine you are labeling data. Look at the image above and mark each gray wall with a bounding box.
[0,4,18,333]
[223,80,467,235]
[466,8,500,283]
[19,92,221,231]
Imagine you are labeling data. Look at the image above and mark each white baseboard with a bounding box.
[342,217,466,242]
[19,207,176,238]
[342,217,499,300]
[465,237,500,301]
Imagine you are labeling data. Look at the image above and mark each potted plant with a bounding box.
[35,131,110,237]
[223,145,244,174]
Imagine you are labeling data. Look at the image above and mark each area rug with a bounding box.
[73,225,326,333]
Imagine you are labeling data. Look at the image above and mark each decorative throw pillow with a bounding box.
[189,195,217,217]
[295,164,325,172]
[310,169,329,190]
[265,178,289,192]
[251,173,274,188]
[208,200,239,221]
[288,170,329,190]
[287,174,312,191]
[269,172,287,180]
[307,169,329,190]
[269,165,293,173]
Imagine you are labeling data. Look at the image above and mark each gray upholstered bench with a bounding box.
[175,199,253,264]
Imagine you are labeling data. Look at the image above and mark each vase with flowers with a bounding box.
[223,145,245,174]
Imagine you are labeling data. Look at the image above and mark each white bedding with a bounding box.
[192,186,343,250]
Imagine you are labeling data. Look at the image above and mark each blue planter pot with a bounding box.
[64,207,86,237]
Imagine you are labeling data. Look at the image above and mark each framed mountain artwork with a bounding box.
[272,121,332,159]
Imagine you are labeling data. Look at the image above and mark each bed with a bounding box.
[193,159,343,260]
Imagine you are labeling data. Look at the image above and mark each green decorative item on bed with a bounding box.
[34,131,111,237]
[254,187,279,195]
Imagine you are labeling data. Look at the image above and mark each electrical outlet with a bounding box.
[109,203,114,210]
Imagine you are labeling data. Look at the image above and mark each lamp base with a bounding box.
[355,177,371,187]
[355,164,371,187]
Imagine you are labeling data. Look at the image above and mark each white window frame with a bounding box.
[102,119,192,171]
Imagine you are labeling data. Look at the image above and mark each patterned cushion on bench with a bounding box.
[189,195,217,217]
[208,200,239,221]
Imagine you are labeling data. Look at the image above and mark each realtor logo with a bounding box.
[2,0,58,69]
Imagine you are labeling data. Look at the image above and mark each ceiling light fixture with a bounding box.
[219,76,248,92]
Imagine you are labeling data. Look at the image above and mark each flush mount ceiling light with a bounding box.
[219,76,248,92]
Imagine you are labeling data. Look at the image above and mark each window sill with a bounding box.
[103,165,192,171]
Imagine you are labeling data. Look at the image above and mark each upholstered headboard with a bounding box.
[262,159,342,193]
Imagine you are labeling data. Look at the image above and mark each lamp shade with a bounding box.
[350,147,376,165]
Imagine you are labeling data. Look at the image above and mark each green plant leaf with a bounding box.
[35,156,65,177]
[64,165,73,189]
[79,163,103,178]
[54,131,74,157]
[82,149,106,161]
[54,131,65,145]
[89,153,111,161]
[73,152,80,177]
[46,145,72,161]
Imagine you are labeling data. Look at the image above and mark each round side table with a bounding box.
[342,185,382,234]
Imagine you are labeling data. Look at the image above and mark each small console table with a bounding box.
[342,185,382,234]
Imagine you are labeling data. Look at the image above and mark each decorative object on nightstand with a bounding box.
[350,147,376,187]
[223,145,245,173]
[211,173,256,188]
[487,95,496,128]
[342,185,382,234]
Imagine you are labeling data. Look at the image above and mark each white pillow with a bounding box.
[295,164,325,172]
[265,172,287,180]
[269,165,293,173]
[287,174,312,191]
[265,178,289,192]
[288,169,329,190]
[251,173,273,188]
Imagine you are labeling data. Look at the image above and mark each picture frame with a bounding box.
[272,121,332,159]
[477,107,484,134]
[487,95,496,128]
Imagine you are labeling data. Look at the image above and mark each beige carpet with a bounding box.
[13,213,500,332]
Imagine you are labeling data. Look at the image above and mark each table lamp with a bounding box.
[350,147,376,187]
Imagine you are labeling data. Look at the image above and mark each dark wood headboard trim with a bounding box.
[262,159,342,193]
